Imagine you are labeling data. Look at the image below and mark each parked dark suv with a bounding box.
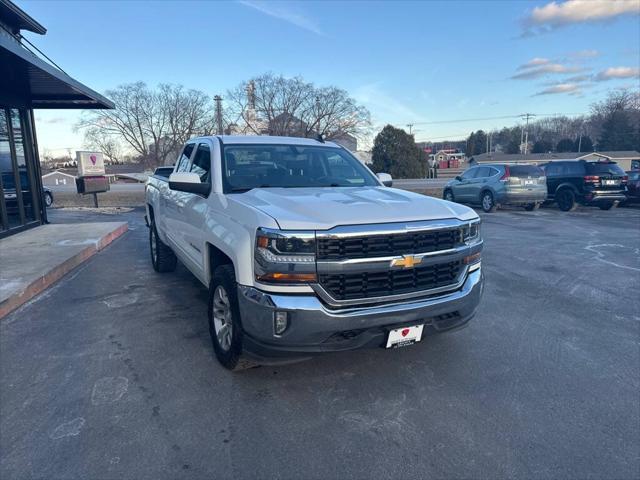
[540,160,628,211]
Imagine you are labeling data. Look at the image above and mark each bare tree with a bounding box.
[83,126,123,163]
[77,82,216,167]
[226,73,370,141]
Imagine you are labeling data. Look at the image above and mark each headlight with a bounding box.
[255,228,316,284]
[462,219,481,245]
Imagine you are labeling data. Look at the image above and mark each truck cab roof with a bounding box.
[191,135,342,148]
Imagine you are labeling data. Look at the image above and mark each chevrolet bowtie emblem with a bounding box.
[390,255,422,269]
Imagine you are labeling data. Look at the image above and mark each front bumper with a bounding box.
[237,267,484,361]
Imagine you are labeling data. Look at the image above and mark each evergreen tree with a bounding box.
[531,140,553,153]
[372,125,426,178]
[556,138,576,152]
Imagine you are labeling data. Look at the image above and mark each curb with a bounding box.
[0,223,129,319]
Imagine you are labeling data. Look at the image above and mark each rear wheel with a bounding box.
[44,192,53,207]
[443,189,455,202]
[208,265,256,371]
[524,203,540,211]
[481,191,496,213]
[150,220,177,272]
[556,189,576,212]
[598,202,615,210]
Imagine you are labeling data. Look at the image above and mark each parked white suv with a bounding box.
[145,136,484,370]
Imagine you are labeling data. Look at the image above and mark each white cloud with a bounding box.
[534,83,583,95]
[594,66,640,81]
[238,0,325,36]
[512,63,585,79]
[517,57,551,70]
[523,0,639,33]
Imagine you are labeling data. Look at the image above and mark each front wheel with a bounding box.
[208,265,256,371]
[481,191,496,213]
[44,192,53,207]
[443,189,455,202]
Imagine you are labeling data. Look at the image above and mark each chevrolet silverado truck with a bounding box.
[145,136,484,370]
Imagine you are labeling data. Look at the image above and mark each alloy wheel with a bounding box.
[482,193,493,211]
[212,286,233,352]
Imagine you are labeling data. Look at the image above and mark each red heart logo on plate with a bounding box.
[90,155,97,165]
[401,328,410,337]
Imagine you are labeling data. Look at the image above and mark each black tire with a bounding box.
[443,189,455,202]
[524,203,540,211]
[208,265,256,371]
[480,191,496,213]
[556,189,577,212]
[150,221,177,273]
[44,192,53,207]
[598,202,614,211]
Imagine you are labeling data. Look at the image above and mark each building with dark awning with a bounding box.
[0,0,113,237]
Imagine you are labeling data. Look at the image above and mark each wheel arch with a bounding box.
[205,242,235,285]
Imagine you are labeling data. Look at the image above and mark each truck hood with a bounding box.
[231,186,478,230]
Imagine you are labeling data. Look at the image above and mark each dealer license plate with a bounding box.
[386,325,424,348]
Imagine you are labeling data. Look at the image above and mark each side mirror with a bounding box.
[455,175,462,181]
[169,172,210,195]
[377,172,393,187]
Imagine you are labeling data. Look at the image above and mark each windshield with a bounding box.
[586,162,625,176]
[221,144,379,193]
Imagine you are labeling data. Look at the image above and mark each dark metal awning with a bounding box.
[0,33,114,109]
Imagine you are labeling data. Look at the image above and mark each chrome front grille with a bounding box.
[313,219,478,307]
[316,228,459,260]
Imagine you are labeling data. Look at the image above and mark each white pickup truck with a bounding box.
[146,136,483,370]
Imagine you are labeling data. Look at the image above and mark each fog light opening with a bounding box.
[464,252,482,272]
[274,311,289,336]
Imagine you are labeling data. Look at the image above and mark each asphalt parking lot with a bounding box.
[1,205,639,480]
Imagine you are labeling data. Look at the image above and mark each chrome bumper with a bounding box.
[237,267,484,359]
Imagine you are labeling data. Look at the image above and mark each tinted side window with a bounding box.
[544,163,562,176]
[461,168,476,180]
[190,143,211,182]
[473,167,491,178]
[489,167,500,177]
[176,144,195,172]
[565,162,585,175]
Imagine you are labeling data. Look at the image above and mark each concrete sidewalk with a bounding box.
[0,222,128,318]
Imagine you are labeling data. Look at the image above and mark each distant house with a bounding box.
[470,151,640,171]
[41,170,75,186]
[328,132,357,151]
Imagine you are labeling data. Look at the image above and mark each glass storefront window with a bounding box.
[0,109,41,235]
[10,109,36,221]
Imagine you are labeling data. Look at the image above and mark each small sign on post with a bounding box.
[75,151,109,207]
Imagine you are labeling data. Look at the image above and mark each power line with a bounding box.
[398,112,586,128]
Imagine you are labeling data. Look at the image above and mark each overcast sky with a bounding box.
[21,0,640,155]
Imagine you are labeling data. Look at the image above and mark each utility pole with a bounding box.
[214,95,223,135]
[406,124,414,135]
[520,113,535,154]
